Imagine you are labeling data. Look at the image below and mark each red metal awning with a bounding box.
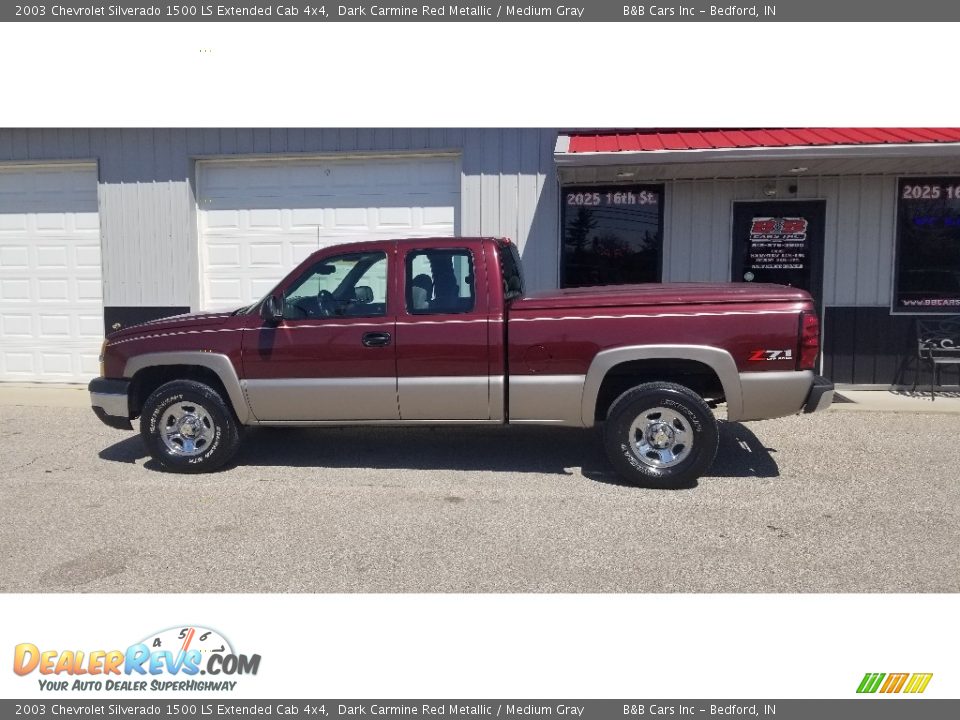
[563,128,960,154]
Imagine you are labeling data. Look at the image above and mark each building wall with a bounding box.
[663,174,897,307]
[661,174,912,384]
[0,129,561,312]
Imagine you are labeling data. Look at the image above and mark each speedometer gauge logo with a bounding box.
[141,626,234,660]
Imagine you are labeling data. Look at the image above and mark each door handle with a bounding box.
[362,331,392,347]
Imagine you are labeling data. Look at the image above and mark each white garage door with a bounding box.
[197,155,460,310]
[0,164,102,383]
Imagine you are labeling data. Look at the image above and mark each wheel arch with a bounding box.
[124,352,252,424]
[581,345,743,426]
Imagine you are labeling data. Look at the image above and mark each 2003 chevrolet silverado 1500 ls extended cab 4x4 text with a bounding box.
[90,237,833,488]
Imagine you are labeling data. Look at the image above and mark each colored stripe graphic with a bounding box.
[857,673,885,693]
[904,673,934,694]
[857,672,933,694]
[880,673,909,693]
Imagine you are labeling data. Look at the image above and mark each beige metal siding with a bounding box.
[662,174,900,307]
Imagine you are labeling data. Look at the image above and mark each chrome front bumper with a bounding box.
[89,377,133,430]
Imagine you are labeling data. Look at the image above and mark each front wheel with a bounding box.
[140,380,240,473]
[603,382,719,489]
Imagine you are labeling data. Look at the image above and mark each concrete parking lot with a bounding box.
[0,397,958,593]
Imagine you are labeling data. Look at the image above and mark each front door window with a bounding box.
[283,251,387,319]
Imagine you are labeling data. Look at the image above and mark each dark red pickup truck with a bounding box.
[90,237,833,487]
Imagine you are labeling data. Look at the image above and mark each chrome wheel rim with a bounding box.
[160,401,215,457]
[628,406,694,468]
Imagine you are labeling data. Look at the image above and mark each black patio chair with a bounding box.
[913,316,960,400]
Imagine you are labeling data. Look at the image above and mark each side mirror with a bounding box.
[261,294,284,324]
[354,285,374,304]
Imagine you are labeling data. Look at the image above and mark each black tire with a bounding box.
[602,381,719,489]
[139,380,240,473]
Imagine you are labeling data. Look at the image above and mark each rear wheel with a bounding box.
[603,382,719,488]
[139,380,240,473]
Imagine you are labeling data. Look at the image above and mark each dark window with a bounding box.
[282,251,387,319]
[561,185,663,288]
[405,248,475,314]
[498,241,525,300]
[894,178,960,313]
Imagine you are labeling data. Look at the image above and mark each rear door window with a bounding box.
[405,249,475,315]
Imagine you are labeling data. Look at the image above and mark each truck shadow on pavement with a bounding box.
[99,420,779,489]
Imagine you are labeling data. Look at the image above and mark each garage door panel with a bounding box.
[38,279,70,302]
[290,242,317,264]
[0,164,102,382]
[204,208,241,230]
[1,314,31,337]
[75,245,101,267]
[0,278,31,300]
[75,278,102,302]
[249,243,283,266]
[377,207,413,227]
[78,314,104,338]
[36,245,69,267]
[207,243,242,268]
[290,207,325,227]
[35,213,68,232]
[40,352,72,375]
[332,206,369,229]
[2,351,34,375]
[198,156,460,310]
[0,245,29,267]
[39,314,73,337]
[248,208,283,229]
[0,215,28,231]
[422,205,457,227]
[73,212,99,231]
[79,353,100,375]
[250,278,279,300]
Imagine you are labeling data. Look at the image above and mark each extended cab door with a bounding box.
[395,240,499,421]
[241,244,399,421]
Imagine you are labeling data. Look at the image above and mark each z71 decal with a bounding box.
[749,349,794,361]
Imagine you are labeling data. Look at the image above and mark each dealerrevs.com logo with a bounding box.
[13,626,261,693]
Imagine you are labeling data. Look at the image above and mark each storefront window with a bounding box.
[560,184,663,288]
[894,177,960,313]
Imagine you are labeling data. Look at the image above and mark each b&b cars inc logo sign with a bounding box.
[13,626,260,692]
[749,217,809,240]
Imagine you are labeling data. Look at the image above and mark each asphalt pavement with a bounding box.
[0,402,958,593]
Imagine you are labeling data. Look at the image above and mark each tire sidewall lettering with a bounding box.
[186,425,222,464]
[619,442,646,472]
[148,394,183,433]
[660,397,703,432]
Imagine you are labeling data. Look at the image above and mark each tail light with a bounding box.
[798,310,820,370]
